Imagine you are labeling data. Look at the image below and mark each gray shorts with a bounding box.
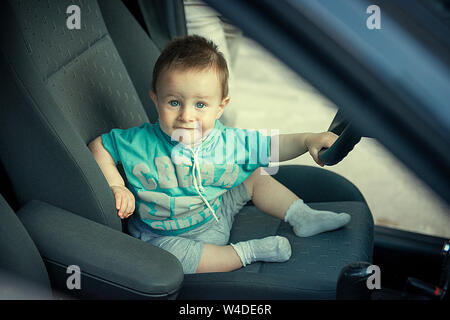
[127,183,252,274]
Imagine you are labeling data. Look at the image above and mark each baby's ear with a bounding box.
[217,96,230,118]
[149,90,158,106]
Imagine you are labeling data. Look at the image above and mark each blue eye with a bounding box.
[196,102,206,109]
[169,100,180,107]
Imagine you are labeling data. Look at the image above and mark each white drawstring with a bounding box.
[190,146,219,222]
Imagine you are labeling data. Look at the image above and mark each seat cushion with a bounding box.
[179,201,373,299]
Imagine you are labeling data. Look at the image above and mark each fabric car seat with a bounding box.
[0,194,52,299]
[0,0,373,299]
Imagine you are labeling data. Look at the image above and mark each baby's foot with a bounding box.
[231,236,291,267]
[249,236,292,263]
[285,199,351,237]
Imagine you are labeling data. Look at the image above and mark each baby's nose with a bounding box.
[178,106,195,122]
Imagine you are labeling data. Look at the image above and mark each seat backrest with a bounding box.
[136,0,187,51]
[0,0,163,230]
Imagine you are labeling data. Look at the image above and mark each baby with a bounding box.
[88,35,351,274]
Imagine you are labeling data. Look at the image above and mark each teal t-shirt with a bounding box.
[101,119,271,235]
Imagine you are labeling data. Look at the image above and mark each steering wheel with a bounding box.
[318,110,362,166]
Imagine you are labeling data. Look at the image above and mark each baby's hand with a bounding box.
[110,185,135,219]
[305,132,338,167]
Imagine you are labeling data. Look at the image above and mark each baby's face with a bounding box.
[151,67,229,146]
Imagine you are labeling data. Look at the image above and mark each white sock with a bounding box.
[231,236,291,267]
[285,199,351,237]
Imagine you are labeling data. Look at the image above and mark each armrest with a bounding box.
[16,200,183,299]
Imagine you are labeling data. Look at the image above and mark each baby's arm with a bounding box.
[272,132,338,166]
[88,137,135,219]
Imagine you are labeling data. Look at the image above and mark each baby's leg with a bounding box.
[243,168,351,237]
[132,229,241,273]
[196,244,242,273]
[196,236,291,273]
[196,243,242,273]
[243,168,299,220]
[136,221,290,273]
[151,236,291,273]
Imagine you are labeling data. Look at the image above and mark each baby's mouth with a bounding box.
[174,120,202,131]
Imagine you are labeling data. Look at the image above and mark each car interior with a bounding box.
[0,0,448,301]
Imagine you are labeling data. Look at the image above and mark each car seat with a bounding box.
[0,194,52,299]
[0,0,373,299]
